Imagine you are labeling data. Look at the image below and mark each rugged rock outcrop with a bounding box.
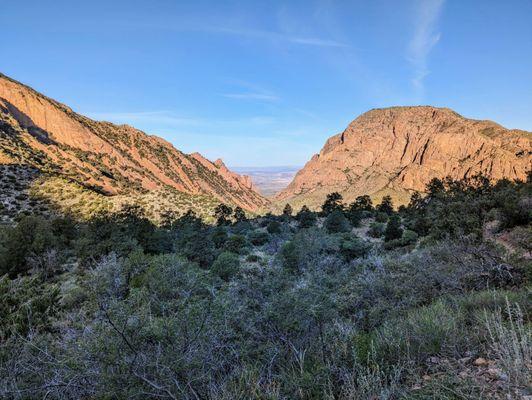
[276,106,531,208]
[0,73,268,210]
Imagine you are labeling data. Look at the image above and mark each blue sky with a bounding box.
[1,0,531,167]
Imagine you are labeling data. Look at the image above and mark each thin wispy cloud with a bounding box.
[222,93,279,101]
[408,0,445,98]
[207,26,348,48]
[221,80,280,102]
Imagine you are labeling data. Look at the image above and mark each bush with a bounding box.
[324,210,350,233]
[375,212,389,223]
[401,229,418,245]
[246,254,261,262]
[211,226,228,248]
[211,251,240,281]
[368,222,386,238]
[267,221,282,234]
[339,235,372,260]
[279,228,336,272]
[384,214,403,242]
[297,206,317,228]
[248,230,269,246]
[224,235,248,254]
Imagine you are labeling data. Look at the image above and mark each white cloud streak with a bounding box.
[408,0,445,98]
[207,26,348,48]
[222,93,279,101]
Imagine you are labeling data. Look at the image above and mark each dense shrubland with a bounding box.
[0,174,530,399]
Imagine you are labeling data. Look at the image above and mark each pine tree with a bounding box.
[384,214,403,242]
[321,192,343,215]
[354,195,373,211]
[282,203,293,217]
[377,195,394,215]
[325,209,350,233]
[233,206,247,223]
[297,205,317,228]
[214,204,233,226]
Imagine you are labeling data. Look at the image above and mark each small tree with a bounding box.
[211,226,228,248]
[233,206,247,223]
[267,221,282,234]
[324,210,350,233]
[282,203,293,217]
[224,235,248,254]
[214,204,233,226]
[211,252,240,281]
[377,195,394,215]
[354,195,373,211]
[384,214,403,242]
[321,192,343,215]
[427,178,445,198]
[297,205,317,228]
[346,203,363,226]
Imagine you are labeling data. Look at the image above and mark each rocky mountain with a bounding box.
[276,106,531,209]
[0,73,268,212]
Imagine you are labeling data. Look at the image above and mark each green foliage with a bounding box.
[224,234,248,254]
[0,174,530,399]
[0,215,70,277]
[248,230,269,246]
[211,251,240,281]
[321,192,343,215]
[282,203,293,217]
[374,211,389,223]
[0,275,59,340]
[280,228,336,272]
[353,195,373,211]
[266,220,282,234]
[324,209,351,233]
[404,175,531,240]
[233,206,247,223]
[211,226,228,248]
[339,234,372,260]
[368,222,386,238]
[384,214,403,242]
[376,195,394,215]
[214,203,233,226]
[297,205,317,228]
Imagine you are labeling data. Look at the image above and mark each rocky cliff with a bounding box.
[0,73,268,211]
[276,106,531,208]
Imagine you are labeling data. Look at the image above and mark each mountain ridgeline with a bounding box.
[0,73,268,215]
[276,106,531,209]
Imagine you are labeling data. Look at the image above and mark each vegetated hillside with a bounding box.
[0,73,268,212]
[1,173,530,399]
[276,106,531,210]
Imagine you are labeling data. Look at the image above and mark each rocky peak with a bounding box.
[276,106,531,208]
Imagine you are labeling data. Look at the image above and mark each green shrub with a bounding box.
[248,230,269,246]
[224,234,248,254]
[325,210,351,233]
[267,221,282,234]
[339,235,372,260]
[211,251,240,281]
[246,254,261,263]
[368,222,386,238]
[375,212,389,223]
[384,214,403,242]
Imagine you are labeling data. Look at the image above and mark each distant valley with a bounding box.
[231,166,301,197]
